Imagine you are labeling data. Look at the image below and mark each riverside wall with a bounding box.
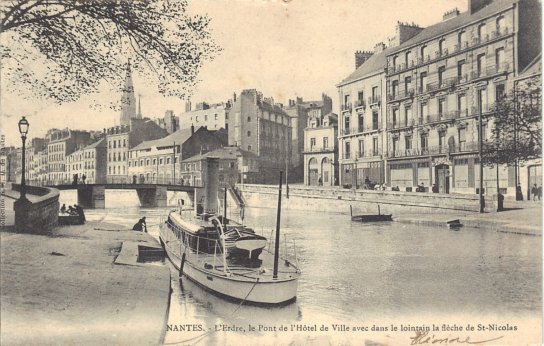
[12,184,60,233]
[238,184,497,214]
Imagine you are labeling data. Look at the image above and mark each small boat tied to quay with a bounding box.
[160,167,300,306]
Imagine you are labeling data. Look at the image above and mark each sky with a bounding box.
[0,0,467,146]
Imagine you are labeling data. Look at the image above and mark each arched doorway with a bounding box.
[308,158,318,186]
[321,157,331,186]
[435,164,450,193]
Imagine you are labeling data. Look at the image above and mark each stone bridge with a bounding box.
[49,183,202,209]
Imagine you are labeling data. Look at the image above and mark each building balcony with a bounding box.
[387,89,414,102]
[388,141,479,159]
[354,99,366,109]
[304,146,335,154]
[368,96,381,106]
[341,103,353,113]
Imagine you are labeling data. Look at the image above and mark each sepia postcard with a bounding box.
[0,0,542,345]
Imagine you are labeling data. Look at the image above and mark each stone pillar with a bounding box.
[136,187,167,208]
[14,198,32,232]
[77,186,105,209]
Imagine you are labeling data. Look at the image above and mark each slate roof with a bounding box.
[338,0,516,86]
[132,127,201,151]
[387,0,515,56]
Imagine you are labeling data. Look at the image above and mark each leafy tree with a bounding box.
[1,0,220,104]
[482,79,542,169]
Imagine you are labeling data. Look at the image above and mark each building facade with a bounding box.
[303,113,338,186]
[227,89,292,183]
[106,118,168,183]
[66,138,107,184]
[127,126,225,185]
[384,0,540,196]
[155,110,180,134]
[178,102,229,131]
[46,129,92,184]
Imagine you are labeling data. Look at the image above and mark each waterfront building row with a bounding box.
[336,0,541,197]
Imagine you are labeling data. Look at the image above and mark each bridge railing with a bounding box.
[32,177,201,188]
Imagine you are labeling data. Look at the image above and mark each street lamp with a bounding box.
[18,116,29,201]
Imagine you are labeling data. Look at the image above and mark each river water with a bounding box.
[60,190,542,345]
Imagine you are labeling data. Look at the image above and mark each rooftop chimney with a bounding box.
[374,42,387,53]
[355,51,374,69]
[388,22,424,48]
[443,8,461,21]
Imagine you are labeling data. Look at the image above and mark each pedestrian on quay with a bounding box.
[75,204,86,224]
[538,185,542,201]
[132,217,147,232]
[60,204,67,214]
[531,184,537,202]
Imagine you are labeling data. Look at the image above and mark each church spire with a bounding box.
[120,59,137,126]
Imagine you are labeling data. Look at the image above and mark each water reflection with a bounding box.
[59,190,542,344]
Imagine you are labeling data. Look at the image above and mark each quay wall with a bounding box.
[238,184,497,214]
[12,184,60,233]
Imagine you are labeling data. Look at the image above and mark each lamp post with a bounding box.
[18,116,29,201]
[478,90,484,213]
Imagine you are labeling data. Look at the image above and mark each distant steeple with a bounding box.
[120,59,137,126]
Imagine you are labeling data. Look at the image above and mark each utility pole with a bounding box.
[478,89,484,213]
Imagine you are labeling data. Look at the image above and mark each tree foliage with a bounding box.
[1,0,220,104]
[482,78,542,167]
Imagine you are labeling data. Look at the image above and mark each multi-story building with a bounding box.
[0,146,18,183]
[515,54,541,199]
[284,94,333,182]
[105,118,168,183]
[227,89,292,183]
[46,129,92,184]
[303,113,338,186]
[384,0,540,195]
[337,41,407,188]
[127,126,225,184]
[155,110,180,134]
[35,148,49,185]
[180,147,253,188]
[178,102,229,131]
[24,138,47,184]
[66,138,107,184]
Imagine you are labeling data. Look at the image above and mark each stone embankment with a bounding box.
[1,221,171,346]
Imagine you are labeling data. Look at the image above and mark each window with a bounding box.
[392,80,399,96]
[458,31,466,47]
[420,72,428,91]
[420,102,428,121]
[405,51,412,66]
[310,138,316,148]
[496,16,505,32]
[478,23,487,41]
[439,38,446,54]
[405,106,412,125]
[358,140,364,157]
[247,116,251,122]
[248,145,252,151]
[405,76,412,93]
[113,141,116,149]
[146,159,150,166]
[195,116,199,122]
[344,94,350,106]
[392,137,399,154]
[323,137,329,149]
[495,83,506,102]
[420,134,428,151]
[167,157,171,164]
[458,94,467,116]
[457,60,466,80]
[344,115,350,133]
[392,56,398,68]
[153,159,157,165]
[372,86,378,101]
[495,47,505,71]
[438,98,446,118]
[459,127,466,146]
[372,137,378,156]
[439,131,446,149]
[247,130,251,137]
[372,110,379,130]
[421,45,427,60]
[392,108,399,127]
[345,142,351,159]
[438,66,446,86]
[159,158,163,165]
[215,114,218,120]
[478,87,488,113]
[205,114,208,121]
[140,159,144,166]
[477,54,486,77]
[358,113,364,132]
[123,139,126,147]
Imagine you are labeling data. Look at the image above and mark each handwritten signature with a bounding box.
[410,331,504,345]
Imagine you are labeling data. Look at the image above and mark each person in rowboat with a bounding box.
[132,217,147,232]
